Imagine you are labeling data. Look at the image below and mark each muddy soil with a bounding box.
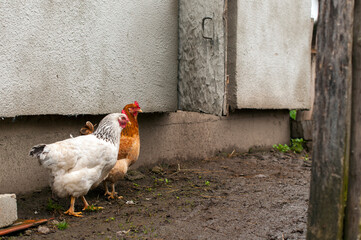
[2,150,311,240]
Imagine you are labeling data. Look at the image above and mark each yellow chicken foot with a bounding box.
[111,183,123,199]
[64,196,83,217]
[81,196,104,211]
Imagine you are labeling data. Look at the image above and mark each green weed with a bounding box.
[273,144,291,153]
[290,110,297,120]
[105,217,115,222]
[56,220,68,230]
[291,138,305,153]
[46,198,63,212]
[273,138,305,153]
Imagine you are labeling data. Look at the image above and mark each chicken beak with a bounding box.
[138,109,143,113]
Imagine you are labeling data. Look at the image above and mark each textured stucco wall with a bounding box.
[229,0,312,109]
[178,0,225,116]
[0,110,289,194]
[0,1,178,117]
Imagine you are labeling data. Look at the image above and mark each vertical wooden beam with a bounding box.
[307,0,354,239]
[345,1,361,239]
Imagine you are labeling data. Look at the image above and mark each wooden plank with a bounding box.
[306,0,354,239]
[344,1,361,239]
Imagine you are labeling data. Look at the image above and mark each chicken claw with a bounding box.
[105,183,123,199]
[83,206,104,211]
[107,192,122,200]
[64,196,83,217]
[64,209,83,217]
[81,196,103,211]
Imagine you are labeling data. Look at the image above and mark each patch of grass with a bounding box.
[154,178,171,185]
[273,138,305,153]
[46,198,63,212]
[56,220,69,230]
[273,144,291,153]
[105,217,115,222]
[290,138,305,153]
[290,110,297,120]
[205,181,210,186]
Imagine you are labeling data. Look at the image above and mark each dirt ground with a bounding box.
[2,150,311,240]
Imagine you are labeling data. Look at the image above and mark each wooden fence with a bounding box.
[307,0,361,239]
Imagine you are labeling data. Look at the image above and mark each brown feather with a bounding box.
[79,103,141,192]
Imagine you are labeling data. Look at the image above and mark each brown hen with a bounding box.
[80,101,142,199]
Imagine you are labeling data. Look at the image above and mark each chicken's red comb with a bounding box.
[134,101,140,108]
[121,110,130,121]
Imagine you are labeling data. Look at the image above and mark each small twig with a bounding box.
[126,215,132,223]
[228,149,236,158]
[167,189,180,193]
[200,195,226,199]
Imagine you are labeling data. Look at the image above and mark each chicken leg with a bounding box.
[81,196,89,210]
[104,182,111,197]
[104,182,123,199]
[81,196,104,211]
[64,196,83,217]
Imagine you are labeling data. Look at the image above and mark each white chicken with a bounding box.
[29,111,129,217]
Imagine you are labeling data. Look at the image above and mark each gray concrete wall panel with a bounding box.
[0,1,178,117]
[178,0,225,116]
[229,0,312,109]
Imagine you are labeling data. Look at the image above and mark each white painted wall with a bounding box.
[0,1,178,117]
[231,0,312,109]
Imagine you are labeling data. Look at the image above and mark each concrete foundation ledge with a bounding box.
[0,110,289,194]
[0,194,17,228]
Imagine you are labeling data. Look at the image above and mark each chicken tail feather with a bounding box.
[29,144,46,157]
[80,121,94,135]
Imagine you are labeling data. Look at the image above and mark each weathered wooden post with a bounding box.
[345,1,361,239]
[307,0,354,239]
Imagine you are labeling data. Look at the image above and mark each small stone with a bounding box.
[126,200,135,205]
[254,174,267,178]
[151,166,163,174]
[125,170,145,181]
[38,225,50,234]
[51,220,60,225]
[24,229,32,236]
[116,229,130,237]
